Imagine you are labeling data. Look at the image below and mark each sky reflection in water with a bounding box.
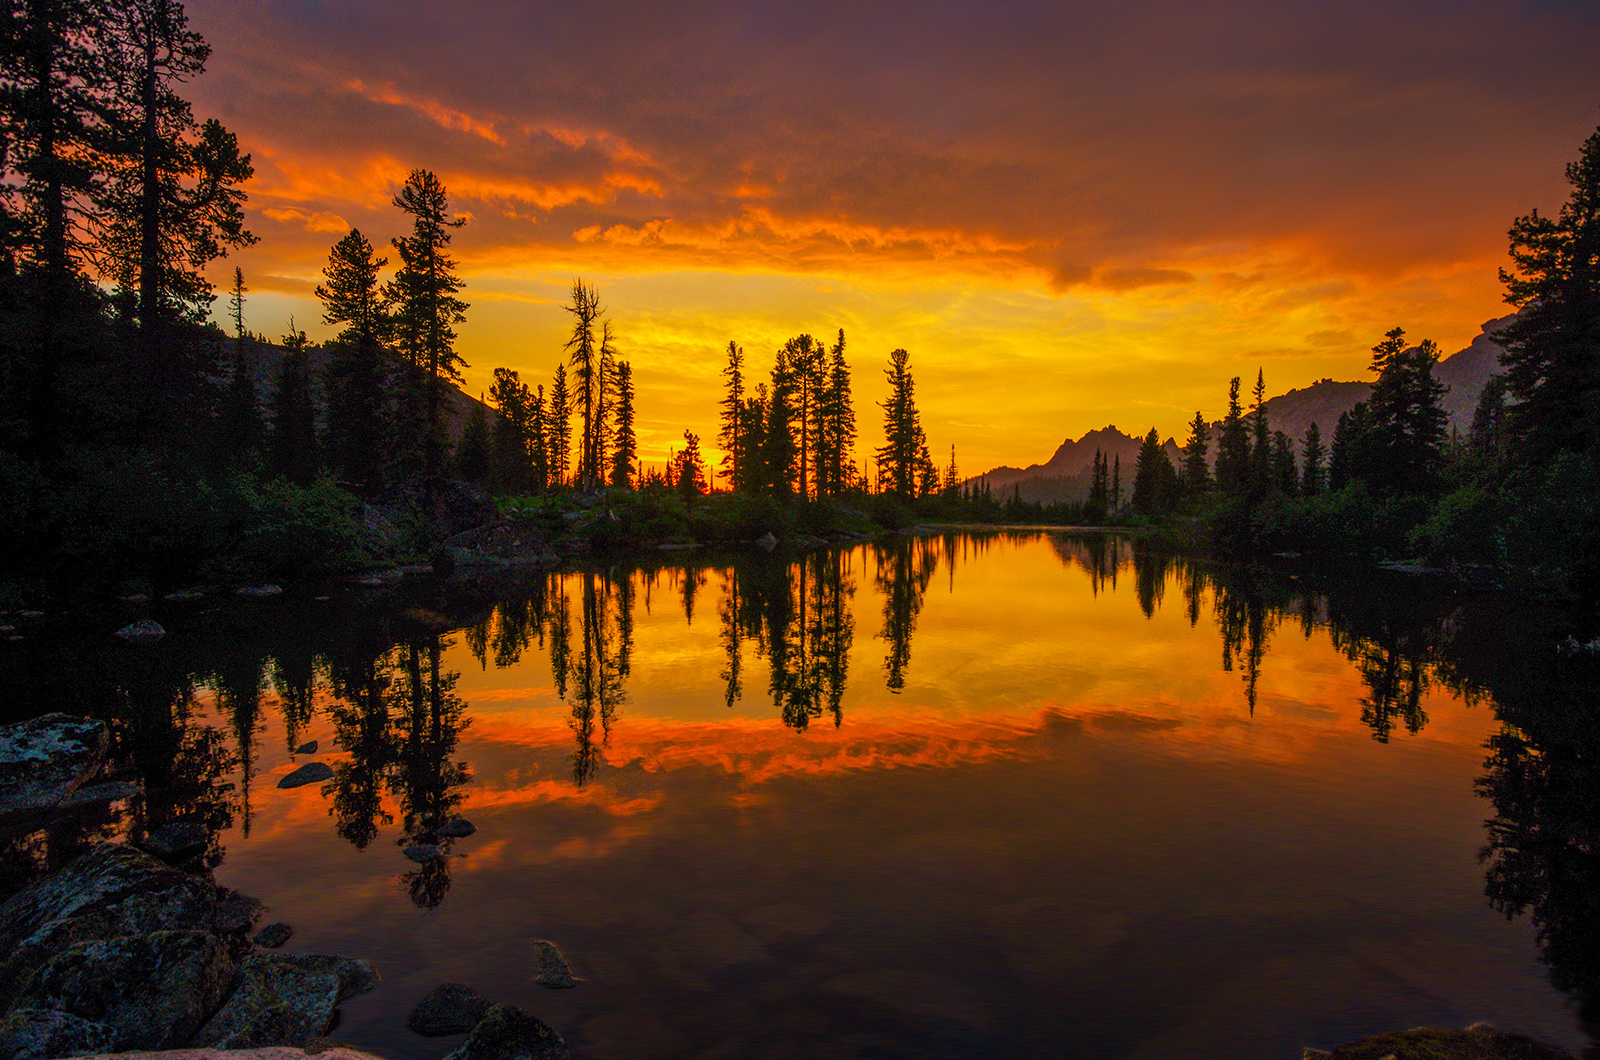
[20,533,1596,1060]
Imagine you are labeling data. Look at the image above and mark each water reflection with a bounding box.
[1,533,1597,1048]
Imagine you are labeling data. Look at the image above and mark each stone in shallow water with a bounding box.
[408,982,492,1036]
[437,818,476,838]
[213,890,267,934]
[295,740,318,755]
[404,843,443,864]
[442,1004,569,1060]
[235,584,283,597]
[254,922,294,948]
[531,939,581,989]
[0,714,109,823]
[265,952,380,1001]
[278,762,333,789]
[114,619,165,644]
[137,821,209,861]
[0,1007,113,1059]
[12,929,236,1051]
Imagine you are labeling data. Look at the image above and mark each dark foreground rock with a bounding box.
[278,762,333,789]
[0,1006,114,1059]
[192,953,364,1049]
[1303,1022,1578,1059]
[371,479,499,542]
[12,930,236,1051]
[403,843,443,864]
[437,818,476,838]
[114,619,165,644]
[253,922,293,948]
[530,940,580,989]
[0,841,380,1055]
[0,714,110,826]
[442,1004,569,1060]
[408,982,492,1036]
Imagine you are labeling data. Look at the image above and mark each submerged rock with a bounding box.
[277,762,333,789]
[0,1007,114,1059]
[114,619,165,644]
[403,844,443,864]
[0,715,110,828]
[408,982,492,1036]
[755,532,778,552]
[295,740,319,755]
[530,939,581,989]
[12,929,236,1051]
[253,922,293,948]
[437,818,476,838]
[1302,1022,1578,1059]
[442,1004,570,1060]
[265,952,380,1001]
[137,821,209,862]
[213,890,267,935]
[160,589,205,602]
[235,584,283,597]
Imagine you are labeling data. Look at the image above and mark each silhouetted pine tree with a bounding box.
[610,359,636,489]
[1216,377,1248,493]
[719,340,744,490]
[453,398,490,484]
[318,229,389,488]
[268,323,317,485]
[1301,421,1325,495]
[548,363,571,488]
[1182,411,1210,494]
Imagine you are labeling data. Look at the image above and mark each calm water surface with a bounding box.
[5,532,1598,1060]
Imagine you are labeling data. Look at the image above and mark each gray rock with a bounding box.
[437,818,476,838]
[235,584,283,597]
[160,589,204,602]
[253,922,293,948]
[0,1007,113,1059]
[442,1004,570,1060]
[278,762,334,789]
[0,714,110,824]
[12,929,236,1051]
[117,593,150,604]
[213,890,267,934]
[755,532,778,551]
[408,982,491,1036]
[114,619,165,644]
[403,843,443,864]
[530,939,581,989]
[192,954,342,1049]
[137,820,209,861]
[261,952,380,1002]
[295,740,319,755]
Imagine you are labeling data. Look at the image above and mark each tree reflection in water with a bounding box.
[3,533,1597,1007]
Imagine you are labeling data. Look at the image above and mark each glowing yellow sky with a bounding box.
[186,0,1600,473]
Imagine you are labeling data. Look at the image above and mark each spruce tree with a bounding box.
[1301,421,1325,495]
[1182,411,1210,494]
[1216,377,1249,493]
[816,329,855,495]
[874,348,922,497]
[562,279,610,491]
[268,323,317,485]
[719,340,744,490]
[610,359,636,489]
[1498,122,1600,465]
[488,367,530,490]
[1132,427,1178,514]
[386,169,466,482]
[548,363,571,487]
[317,228,389,487]
[676,429,707,498]
[1250,368,1271,497]
[1272,430,1297,494]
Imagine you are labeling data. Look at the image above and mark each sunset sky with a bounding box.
[187,0,1600,474]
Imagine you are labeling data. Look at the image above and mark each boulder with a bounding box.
[137,821,209,862]
[440,523,551,565]
[530,940,580,989]
[0,715,110,825]
[234,585,283,598]
[442,1004,570,1060]
[191,954,343,1049]
[408,982,492,1037]
[262,952,380,1001]
[755,532,778,552]
[437,818,476,838]
[160,589,205,603]
[403,844,443,864]
[277,763,333,789]
[212,891,266,935]
[57,781,141,812]
[114,619,166,644]
[294,741,318,755]
[253,922,293,948]
[12,930,236,1051]
[1302,1022,1577,1059]
[0,1007,114,1059]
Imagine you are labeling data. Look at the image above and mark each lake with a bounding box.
[3,531,1596,1059]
